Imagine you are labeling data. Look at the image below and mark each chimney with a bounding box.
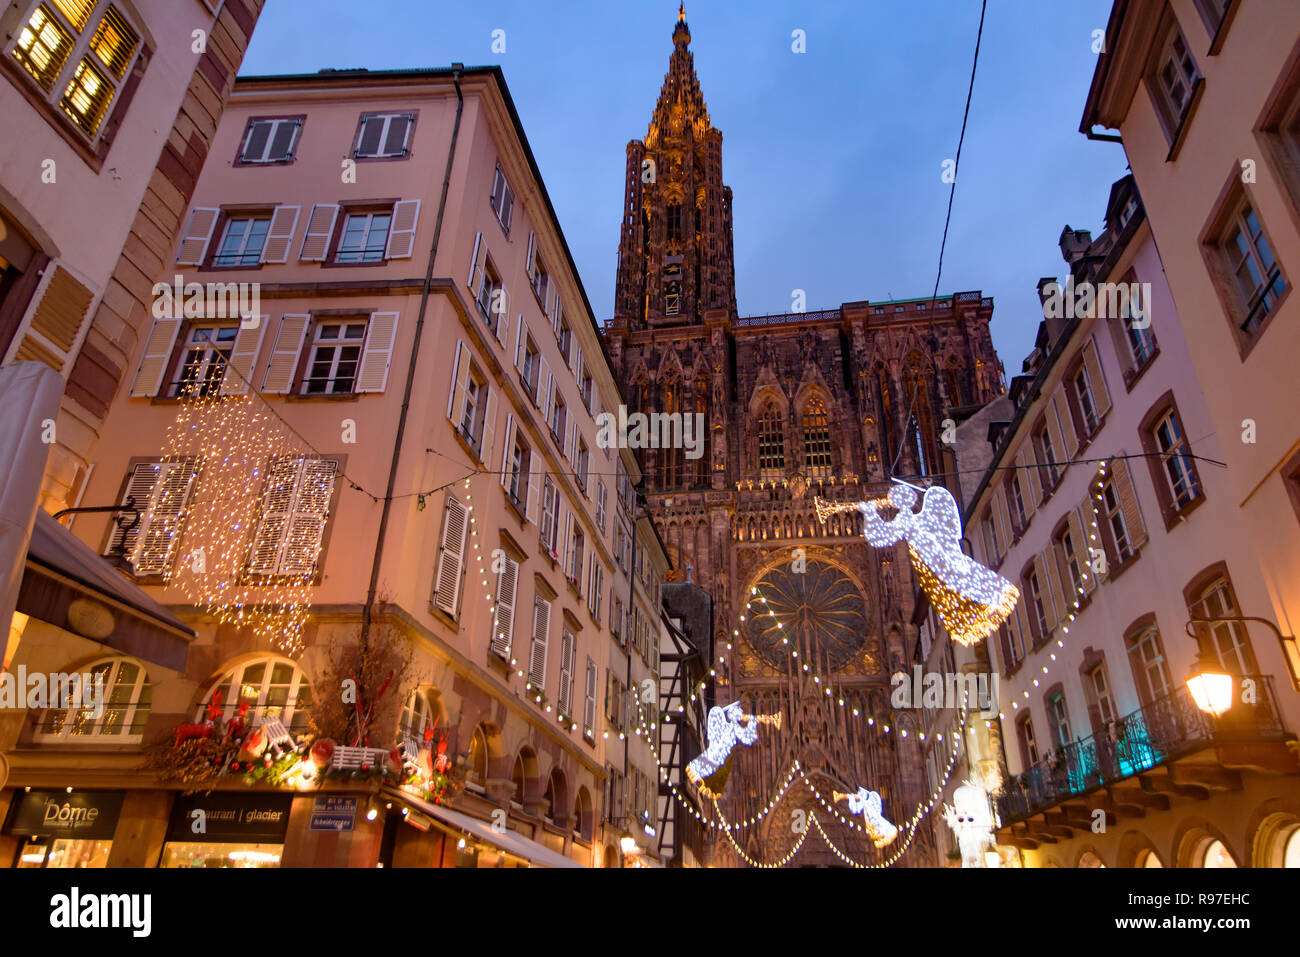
[1058,225,1092,265]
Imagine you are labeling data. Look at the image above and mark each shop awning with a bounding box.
[385,788,582,868]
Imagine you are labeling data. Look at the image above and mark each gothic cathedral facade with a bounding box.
[604,13,1006,865]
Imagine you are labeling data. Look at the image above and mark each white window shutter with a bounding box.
[494,295,510,346]
[248,458,303,576]
[540,480,556,551]
[527,596,550,687]
[490,556,520,660]
[299,204,340,261]
[279,459,337,575]
[220,318,268,396]
[261,205,300,263]
[131,460,200,576]
[525,231,535,276]
[176,207,219,265]
[261,314,310,393]
[467,230,483,289]
[558,631,575,716]
[130,318,183,397]
[479,389,497,466]
[106,463,162,558]
[514,315,525,370]
[525,460,540,524]
[571,342,582,378]
[565,420,575,465]
[536,357,550,412]
[584,658,597,733]
[385,199,421,259]
[562,509,573,578]
[447,340,469,421]
[432,495,469,616]
[356,312,399,392]
[499,414,516,489]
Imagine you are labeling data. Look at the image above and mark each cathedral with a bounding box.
[604,10,1007,865]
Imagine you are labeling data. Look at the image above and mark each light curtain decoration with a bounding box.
[686,701,781,798]
[858,483,1018,645]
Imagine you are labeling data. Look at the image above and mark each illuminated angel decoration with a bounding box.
[833,787,898,848]
[686,701,782,798]
[858,483,1019,645]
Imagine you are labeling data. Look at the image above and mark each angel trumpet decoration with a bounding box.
[841,481,1019,646]
[833,787,898,848]
[686,701,782,799]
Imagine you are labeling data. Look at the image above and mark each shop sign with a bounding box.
[166,793,292,843]
[309,796,357,831]
[5,790,123,839]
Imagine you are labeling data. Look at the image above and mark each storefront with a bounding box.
[4,789,123,868]
[160,792,292,868]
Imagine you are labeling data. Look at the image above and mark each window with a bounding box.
[238,117,302,164]
[353,112,413,159]
[1221,199,1286,336]
[460,368,484,443]
[476,259,504,329]
[1026,568,1049,641]
[173,324,237,398]
[530,254,550,306]
[304,319,366,394]
[489,553,520,661]
[506,432,531,511]
[596,479,607,533]
[1035,424,1061,490]
[1073,366,1099,435]
[35,657,151,743]
[447,342,495,463]
[1193,0,1232,38]
[1152,408,1201,509]
[557,630,576,718]
[549,390,567,446]
[1127,622,1173,705]
[1188,576,1259,675]
[431,495,468,616]
[10,1,141,138]
[489,163,514,233]
[212,216,270,267]
[396,689,434,745]
[605,671,626,731]
[1017,715,1039,767]
[578,361,592,411]
[556,315,572,366]
[539,478,559,556]
[1087,664,1116,726]
[107,460,199,576]
[1046,691,1071,750]
[567,524,585,586]
[611,595,623,641]
[803,398,832,476]
[1101,481,1133,562]
[587,561,604,623]
[575,438,590,494]
[200,657,313,736]
[1149,20,1201,140]
[247,457,338,577]
[1008,475,1027,533]
[1058,527,1084,594]
[758,402,785,475]
[516,324,541,399]
[583,659,598,741]
[334,210,391,264]
[1125,313,1156,370]
[666,204,682,243]
[980,513,1000,565]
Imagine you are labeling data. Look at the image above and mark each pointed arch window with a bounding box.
[758,402,785,476]
[661,379,682,488]
[803,397,833,477]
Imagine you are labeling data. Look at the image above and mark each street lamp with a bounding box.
[1185,644,1233,717]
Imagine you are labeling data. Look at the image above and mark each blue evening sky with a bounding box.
[242,0,1130,378]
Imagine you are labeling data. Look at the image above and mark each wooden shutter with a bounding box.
[17,264,94,373]
[219,317,267,396]
[385,199,420,259]
[989,488,1011,556]
[176,207,219,265]
[1016,449,1040,515]
[382,114,412,155]
[479,389,497,466]
[526,595,550,685]
[467,230,484,289]
[493,296,510,346]
[447,340,469,421]
[490,166,506,214]
[525,458,540,524]
[261,205,300,263]
[1111,458,1147,549]
[241,120,272,161]
[299,204,340,261]
[1078,492,1105,587]
[537,359,551,414]
[131,460,199,576]
[106,463,162,557]
[1067,505,1094,596]
[561,510,574,578]
[261,314,310,393]
[356,311,399,392]
[431,494,469,616]
[584,658,597,733]
[525,231,536,276]
[356,115,385,156]
[540,479,556,551]
[248,458,303,576]
[267,119,300,160]
[490,556,520,660]
[280,459,337,575]
[499,414,516,489]
[1052,389,1079,457]
[1032,553,1058,631]
[558,630,575,716]
[514,315,526,370]
[564,419,576,465]
[1082,338,1112,419]
[129,318,182,397]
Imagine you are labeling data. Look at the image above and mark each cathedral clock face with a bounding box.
[744,560,870,670]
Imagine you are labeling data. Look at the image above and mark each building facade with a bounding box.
[1,63,669,868]
[604,13,1008,865]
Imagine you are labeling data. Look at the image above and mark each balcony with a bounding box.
[995,675,1294,847]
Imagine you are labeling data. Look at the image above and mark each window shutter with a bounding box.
[382,114,412,155]
[562,509,574,578]
[493,296,510,346]
[467,230,484,289]
[1032,553,1058,631]
[490,166,505,213]
[1052,390,1079,457]
[538,359,551,414]
[540,479,555,550]
[527,595,550,686]
[220,317,267,395]
[242,121,271,161]
[176,207,219,265]
[1067,505,1095,595]
[584,658,597,733]
[261,314,310,393]
[356,311,399,392]
[385,199,420,259]
[131,460,200,576]
[279,459,337,575]
[431,494,469,616]
[491,556,520,660]
[499,184,514,231]
[571,343,583,378]
[1016,449,1039,516]
[261,205,300,263]
[558,630,575,716]
[248,458,302,576]
[106,463,162,558]
[129,318,182,397]
[268,119,300,161]
[565,420,576,465]
[499,414,516,489]
[479,389,497,466]
[514,314,526,370]
[299,204,340,261]
[1082,339,1112,419]
[447,340,469,421]
[525,232,536,276]
[525,459,540,524]
[1111,458,1147,549]
[356,115,384,156]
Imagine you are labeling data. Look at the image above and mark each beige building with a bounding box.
[1,63,668,868]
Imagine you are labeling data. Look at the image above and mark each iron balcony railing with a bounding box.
[996,674,1287,825]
